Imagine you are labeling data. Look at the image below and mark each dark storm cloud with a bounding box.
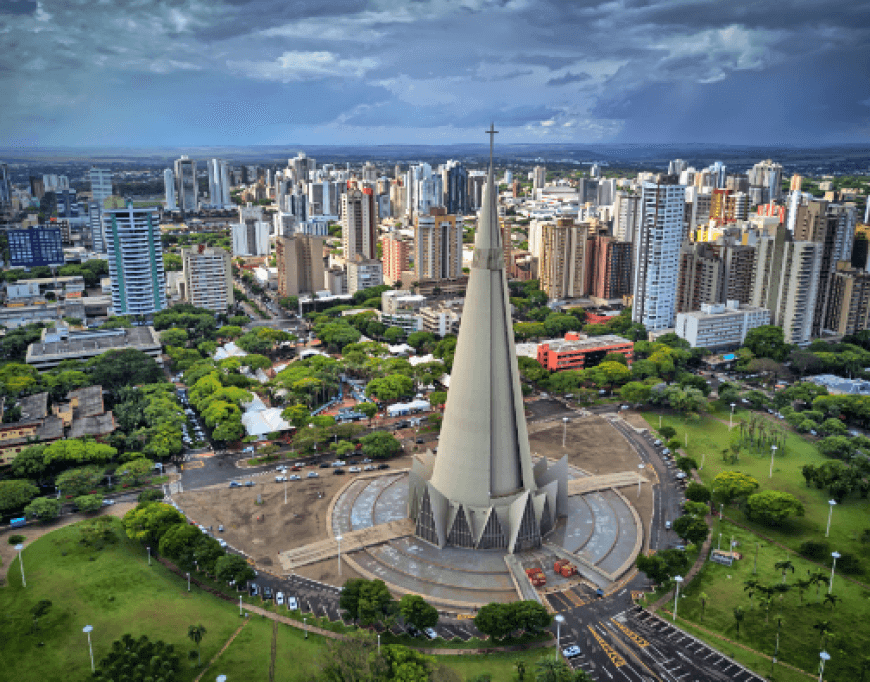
[0,0,868,145]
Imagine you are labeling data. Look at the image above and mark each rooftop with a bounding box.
[542,333,633,353]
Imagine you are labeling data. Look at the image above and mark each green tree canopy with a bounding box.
[712,471,760,505]
[672,515,710,545]
[24,496,61,520]
[0,479,40,512]
[745,490,805,525]
[398,594,439,630]
[361,431,402,460]
[122,502,185,546]
[743,325,790,361]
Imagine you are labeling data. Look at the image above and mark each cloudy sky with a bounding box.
[1,0,869,147]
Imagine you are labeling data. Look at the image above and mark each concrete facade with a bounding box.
[675,301,771,349]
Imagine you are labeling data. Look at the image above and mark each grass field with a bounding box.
[1,516,554,681]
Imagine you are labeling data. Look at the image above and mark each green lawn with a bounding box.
[0,518,243,682]
[645,409,870,563]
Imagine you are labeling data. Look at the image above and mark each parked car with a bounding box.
[218,525,224,532]
[229,481,241,488]
[423,627,438,640]
[101,499,115,506]
[276,591,285,606]
[348,466,361,473]
[287,596,298,611]
[244,480,255,487]
[331,460,346,468]
[319,463,330,469]
[333,468,346,475]
[364,465,375,472]
[288,475,301,481]
[361,458,372,463]
[378,463,390,470]
[307,472,319,478]
[665,521,672,529]
[406,625,421,638]
[562,645,582,659]
[218,539,227,548]
[263,586,273,600]
[249,583,259,597]
[275,476,287,482]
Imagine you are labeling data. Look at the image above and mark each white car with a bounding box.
[276,466,286,472]
[562,645,582,659]
[348,466,361,473]
[218,539,227,548]
[275,476,287,482]
[288,475,301,481]
[307,472,319,478]
[364,465,375,472]
[331,460,346,468]
[287,596,298,610]
[276,591,285,606]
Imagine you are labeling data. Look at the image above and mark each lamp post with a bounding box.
[239,595,243,616]
[147,546,151,566]
[377,633,381,654]
[562,418,569,448]
[637,463,645,498]
[718,533,722,551]
[304,616,308,639]
[284,478,287,505]
[336,535,342,577]
[769,445,778,478]
[14,543,25,587]
[685,432,688,448]
[818,651,830,682]
[659,414,662,429]
[719,503,723,521]
[554,614,565,651]
[700,452,705,470]
[825,500,836,538]
[187,572,191,592]
[83,625,95,672]
[829,552,840,594]
[673,576,684,621]
[729,403,736,430]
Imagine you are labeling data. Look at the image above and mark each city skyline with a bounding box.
[1,0,868,148]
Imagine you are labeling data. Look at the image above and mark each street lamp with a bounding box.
[83,625,95,673]
[187,572,191,592]
[554,614,565,652]
[336,535,343,577]
[239,595,243,616]
[377,633,381,654]
[304,616,308,639]
[729,403,736,430]
[700,452,705,470]
[769,445,778,478]
[284,478,287,505]
[562,417,569,448]
[829,552,841,594]
[673,576,684,621]
[719,503,723,521]
[637,463,645,498]
[147,546,151,566]
[14,543,25,587]
[818,651,830,682]
[825,500,837,538]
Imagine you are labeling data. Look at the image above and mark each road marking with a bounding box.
[588,625,627,668]
[609,618,649,648]
[564,590,587,607]
[181,461,204,470]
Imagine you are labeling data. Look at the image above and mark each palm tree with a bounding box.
[823,594,841,610]
[534,655,573,682]
[699,592,709,622]
[775,559,795,584]
[743,579,759,607]
[811,571,830,603]
[733,607,745,637]
[795,577,813,605]
[859,656,870,682]
[773,583,791,610]
[187,623,207,666]
[813,620,833,649]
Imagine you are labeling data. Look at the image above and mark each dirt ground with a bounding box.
[174,455,415,570]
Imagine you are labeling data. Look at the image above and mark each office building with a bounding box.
[536,332,634,371]
[103,199,166,316]
[89,168,112,205]
[341,187,378,261]
[540,218,590,300]
[632,179,686,331]
[532,166,546,193]
[468,171,486,211]
[163,169,177,210]
[26,326,162,370]
[382,235,411,286]
[589,234,632,300]
[8,227,64,267]
[89,201,105,253]
[174,156,198,211]
[181,246,233,312]
[43,174,69,192]
[208,159,231,208]
[231,221,270,257]
[29,176,45,201]
[276,234,325,296]
[442,160,468,214]
[346,255,383,295]
[675,301,771,349]
[823,263,870,335]
[414,208,461,283]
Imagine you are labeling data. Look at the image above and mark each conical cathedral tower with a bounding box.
[408,127,567,553]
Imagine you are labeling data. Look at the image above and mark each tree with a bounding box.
[511,600,552,634]
[56,466,106,496]
[358,401,378,422]
[683,500,709,518]
[383,326,404,343]
[711,471,759,505]
[79,516,118,550]
[361,431,402,460]
[733,607,745,636]
[685,481,711,503]
[823,593,840,610]
[407,331,436,351]
[745,491,805,525]
[216,325,243,339]
[24,497,61,521]
[74,494,103,514]
[619,381,651,405]
[357,579,395,627]
[428,391,447,408]
[187,624,207,666]
[87,348,164,392]
[589,361,631,392]
[367,374,414,401]
[159,522,204,565]
[743,325,789,361]
[675,456,697,474]
[534,655,576,682]
[30,599,52,632]
[214,554,255,586]
[10,446,50,482]
[672,515,709,545]
[659,426,677,441]
[115,458,155,487]
[380,644,434,680]
[398,594,439,630]
[122,502,185,545]
[93,634,181,682]
[160,328,188,348]
[0,479,40,513]
[474,602,514,640]
[339,578,367,621]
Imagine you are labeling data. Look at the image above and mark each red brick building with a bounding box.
[536,332,634,371]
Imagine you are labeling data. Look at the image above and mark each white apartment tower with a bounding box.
[89,168,113,205]
[613,192,641,243]
[104,199,166,316]
[181,246,233,312]
[532,166,546,193]
[174,156,198,211]
[341,187,378,261]
[208,159,231,208]
[231,221,270,257]
[163,169,177,210]
[414,209,462,282]
[632,179,686,331]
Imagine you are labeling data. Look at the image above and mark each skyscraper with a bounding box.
[163,169,176,210]
[749,159,784,204]
[0,162,11,210]
[8,227,64,267]
[181,246,233,312]
[413,208,461,282]
[540,218,590,300]
[382,235,411,286]
[532,166,546,194]
[408,144,567,553]
[174,156,198,212]
[632,178,686,331]
[275,234,325,296]
[103,198,166,316]
[341,187,378,261]
[89,168,112,205]
[613,192,641,243]
[231,221,270,257]
[442,160,468,214]
[207,159,231,208]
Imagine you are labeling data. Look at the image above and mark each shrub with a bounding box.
[685,482,711,503]
[8,534,25,545]
[834,552,863,576]
[138,489,164,503]
[799,539,830,561]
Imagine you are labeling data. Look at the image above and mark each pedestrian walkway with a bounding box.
[194,620,249,682]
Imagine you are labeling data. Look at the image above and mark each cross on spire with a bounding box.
[485,123,498,168]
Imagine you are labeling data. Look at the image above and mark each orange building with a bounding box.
[536,332,633,371]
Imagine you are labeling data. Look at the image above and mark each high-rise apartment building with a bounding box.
[289,152,316,184]
[382,235,411,286]
[181,246,233,312]
[0,162,11,210]
[823,262,870,335]
[341,187,378,261]
[748,159,783,204]
[790,174,803,192]
[89,168,112,205]
[8,227,64,267]
[588,234,632,300]
[710,189,748,224]
[632,179,686,331]
[103,199,166,316]
[751,225,821,345]
[275,234,325,296]
[414,208,461,282]
[231,221,270,257]
[668,159,688,176]
[468,172,486,211]
[677,241,723,313]
[163,169,176,210]
[532,166,546,193]
[347,255,383,295]
[207,159,231,208]
[613,192,641,243]
[540,218,590,300]
[174,156,198,212]
[441,160,468,215]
